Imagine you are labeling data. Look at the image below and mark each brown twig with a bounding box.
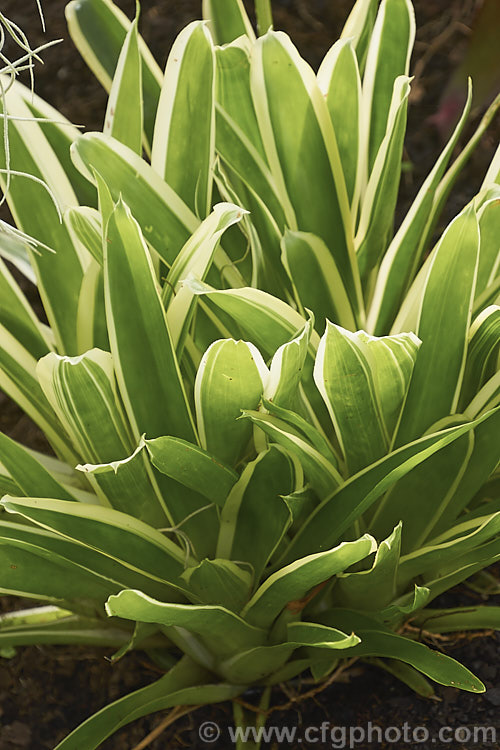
[130,705,196,750]
[294,0,324,32]
[272,657,359,713]
[235,657,360,718]
[411,21,466,93]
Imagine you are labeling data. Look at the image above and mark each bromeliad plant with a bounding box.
[0,0,499,747]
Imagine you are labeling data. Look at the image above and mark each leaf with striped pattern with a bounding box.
[103,12,143,154]
[103,199,197,444]
[36,348,134,465]
[194,339,268,466]
[152,21,215,218]
[202,0,255,45]
[314,322,420,474]
[65,0,162,150]
[361,0,415,172]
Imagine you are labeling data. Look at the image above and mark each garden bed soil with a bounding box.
[0,0,499,748]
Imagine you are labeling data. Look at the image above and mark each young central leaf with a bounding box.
[314,322,420,474]
[195,339,268,466]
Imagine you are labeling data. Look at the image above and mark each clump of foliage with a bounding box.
[0,0,499,747]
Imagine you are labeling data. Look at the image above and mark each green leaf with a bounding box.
[0,225,37,285]
[242,535,376,629]
[0,519,183,604]
[65,0,163,150]
[412,606,500,633]
[421,543,500,605]
[333,623,484,692]
[460,306,500,409]
[202,0,255,45]
[0,607,137,650]
[108,621,163,664]
[0,325,76,463]
[397,511,500,587]
[261,399,338,464]
[334,523,402,610]
[281,231,357,331]
[372,405,500,553]
[483,143,500,187]
[287,621,361,650]
[65,206,102,265]
[0,534,122,606]
[75,258,109,353]
[255,0,273,36]
[219,625,359,684]
[71,133,198,266]
[367,85,473,334]
[281,411,496,565]
[218,642,296,683]
[164,202,246,353]
[187,279,317,358]
[36,348,134,464]
[106,589,264,659]
[314,322,420,474]
[0,468,21,498]
[194,338,268,466]
[465,371,500,418]
[214,39,288,231]
[394,206,480,445]
[0,497,189,589]
[317,39,361,205]
[0,81,88,353]
[369,431,475,552]
[104,12,143,154]
[264,657,312,686]
[242,410,342,498]
[356,76,411,277]
[104,199,197,444]
[380,585,430,623]
[475,194,500,305]
[145,436,238,508]
[327,609,484,692]
[0,256,51,358]
[430,407,500,536]
[264,320,312,410]
[181,558,252,612]
[225,179,287,295]
[340,0,379,73]
[251,31,362,318]
[217,446,295,582]
[16,84,97,208]
[77,444,170,528]
[0,432,77,502]
[152,22,215,218]
[362,0,415,171]
[418,93,500,260]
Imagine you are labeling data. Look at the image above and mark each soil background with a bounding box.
[0,0,499,748]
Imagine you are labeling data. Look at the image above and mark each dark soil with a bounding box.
[0,1,499,748]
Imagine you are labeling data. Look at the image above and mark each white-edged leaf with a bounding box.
[242,535,376,628]
[152,21,215,218]
[314,322,420,474]
[104,12,143,154]
[165,202,247,352]
[194,339,268,466]
[36,348,134,465]
[361,0,415,172]
[394,206,480,445]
